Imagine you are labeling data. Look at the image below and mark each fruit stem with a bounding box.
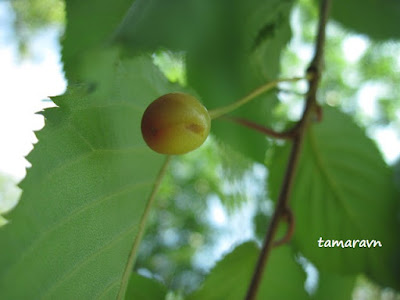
[208,76,308,120]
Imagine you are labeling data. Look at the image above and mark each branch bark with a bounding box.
[244,1,331,299]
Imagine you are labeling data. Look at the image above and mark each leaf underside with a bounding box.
[327,0,400,41]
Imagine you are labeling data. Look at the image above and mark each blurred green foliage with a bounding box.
[10,0,64,56]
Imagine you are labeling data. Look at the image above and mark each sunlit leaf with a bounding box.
[0,53,179,299]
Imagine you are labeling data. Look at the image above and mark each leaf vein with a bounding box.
[41,225,137,299]
[308,129,358,227]
[2,180,152,283]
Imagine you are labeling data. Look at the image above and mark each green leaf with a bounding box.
[126,273,167,300]
[394,158,400,191]
[114,0,295,162]
[186,0,294,163]
[188,242,309,300]
[313,272,356,300]
[326,0,400,41]
[0,53,179,299]
[268,107,400,288]
[113,0,204,51]
[62,0,133,80]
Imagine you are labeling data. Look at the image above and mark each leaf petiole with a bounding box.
[117,155,172,300]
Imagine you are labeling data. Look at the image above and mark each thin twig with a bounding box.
[244,135,303,300]
[117,155,171,300]
[244,0,331,299]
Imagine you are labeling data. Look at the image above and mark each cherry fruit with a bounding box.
[141,92,211,154]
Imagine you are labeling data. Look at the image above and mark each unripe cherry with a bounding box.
[141,92,211,155]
